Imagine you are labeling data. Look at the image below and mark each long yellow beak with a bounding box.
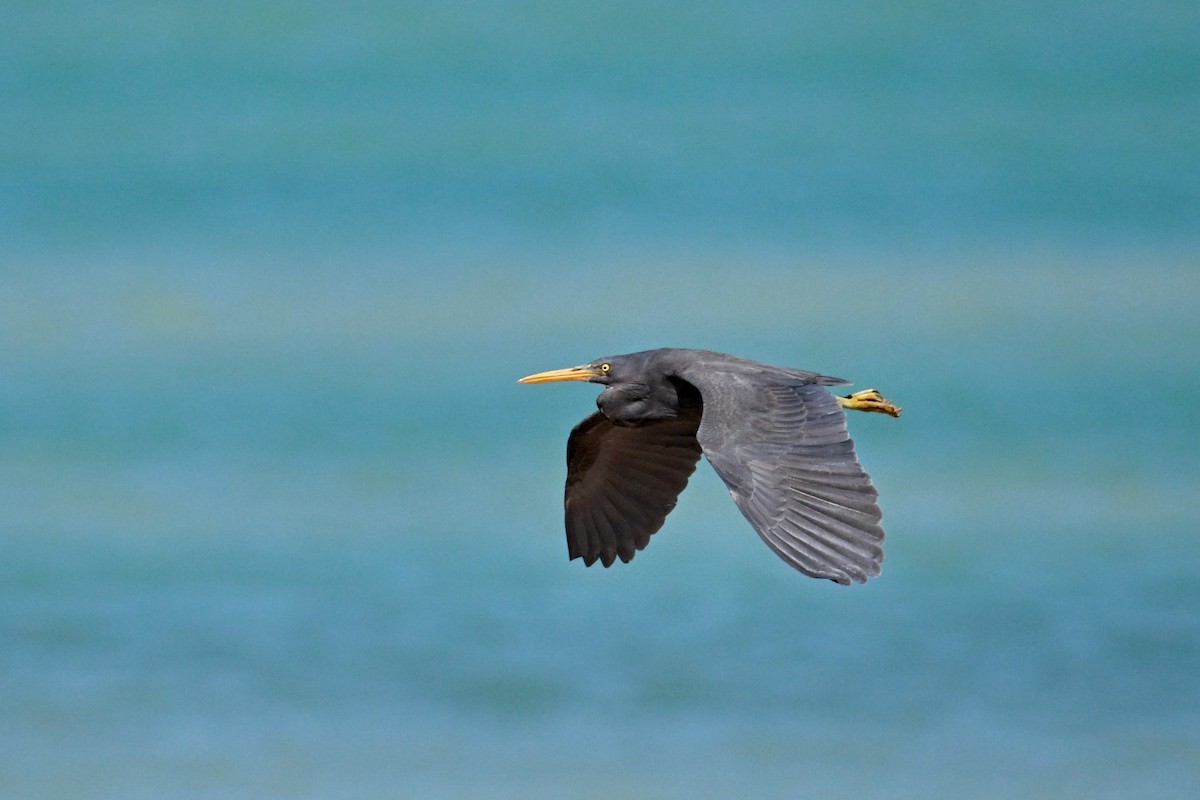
[517,364,603,384]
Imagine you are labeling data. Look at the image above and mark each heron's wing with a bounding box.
[564,409,703,567]
[688,374,884,584]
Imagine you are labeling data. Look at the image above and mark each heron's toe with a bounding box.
[838,389,902,417]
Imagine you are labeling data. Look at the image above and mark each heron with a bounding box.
[518,348,900,584]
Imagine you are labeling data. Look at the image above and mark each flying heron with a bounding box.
[519,348,900,584]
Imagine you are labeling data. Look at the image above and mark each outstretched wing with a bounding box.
[686,372,884,584]
[564,409,703,567]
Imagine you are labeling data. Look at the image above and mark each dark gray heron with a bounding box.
[519,348,900,584]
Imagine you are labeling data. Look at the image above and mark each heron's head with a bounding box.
[519,350,693,424]
[517,357,622,386]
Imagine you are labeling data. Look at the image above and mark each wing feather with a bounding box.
[682,371,885,584]
[563,409,703,567]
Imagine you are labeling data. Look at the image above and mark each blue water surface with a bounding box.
[2,2,1198,798]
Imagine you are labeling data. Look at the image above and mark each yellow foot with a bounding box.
[838,389,902,417]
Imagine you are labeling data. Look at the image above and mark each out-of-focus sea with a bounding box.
[2,2,1198,798]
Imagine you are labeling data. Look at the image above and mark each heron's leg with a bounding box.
[838,389,901,417]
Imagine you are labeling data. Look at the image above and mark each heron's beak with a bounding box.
[517,364,603,384]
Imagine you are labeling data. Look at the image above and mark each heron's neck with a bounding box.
[597,380,681,425]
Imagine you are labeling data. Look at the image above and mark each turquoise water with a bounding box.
[3,3,1199,798]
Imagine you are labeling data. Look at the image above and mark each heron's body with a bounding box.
[519,348,899,585]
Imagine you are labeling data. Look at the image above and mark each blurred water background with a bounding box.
[2,2,1198,798]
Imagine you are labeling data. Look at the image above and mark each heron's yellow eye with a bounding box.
[599,363,611,373]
